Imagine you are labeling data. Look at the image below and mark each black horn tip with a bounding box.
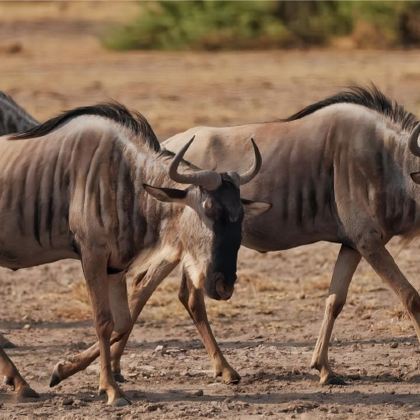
[176,135,196,159]
[250,137,262,168]
[184,135,195,149]
[49,372,61,388]
[251,137,261,155]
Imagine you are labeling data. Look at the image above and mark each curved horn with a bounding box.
[169,136,222,190]
[409,123,420,157]
[239,138,262,185]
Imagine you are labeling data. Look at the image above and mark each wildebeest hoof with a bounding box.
[321,374,347,386]
[16,385,40,399]
[215,367,241,384]
[110,396,131,407]
[0,337,16,349]
[223,369,241,384]
[49,362,63,387]
[98,387,106,397]
[4,376,14,388]
[113,371,126,383]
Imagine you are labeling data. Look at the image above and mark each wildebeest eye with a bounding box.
[203,198,213,211]
[202,198,218,218]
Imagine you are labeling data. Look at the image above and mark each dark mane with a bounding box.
[285,85,418,132]
[11,102,160,152]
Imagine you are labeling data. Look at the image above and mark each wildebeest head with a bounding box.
[144,137,270,300]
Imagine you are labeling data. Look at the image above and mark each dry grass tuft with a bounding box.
[71,279,90,306]
[49,279,92,320]
[238,269,285,293]
[387,306,409,321]
[303,276,330,292]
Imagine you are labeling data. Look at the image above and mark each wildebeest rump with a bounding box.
[0,92,38,349]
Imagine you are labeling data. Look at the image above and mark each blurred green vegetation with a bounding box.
[103,1,420,50]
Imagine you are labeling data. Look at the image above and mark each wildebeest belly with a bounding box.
[0,214,76,269]
[0,245,77,270]
[241,202,341,252]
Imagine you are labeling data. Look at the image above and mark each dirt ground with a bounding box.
[1,3,420,419]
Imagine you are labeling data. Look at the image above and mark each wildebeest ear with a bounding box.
[143,184,188,203]
[241,198,271,217]
[410,172,420,184]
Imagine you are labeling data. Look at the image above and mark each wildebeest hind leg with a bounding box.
[50,260,178,386]
[310,245,361,385]
[50,273,131,386]
[178,270,240,384]
[0,347,38,399]
[357,240,420,355]
[69,249,128,406]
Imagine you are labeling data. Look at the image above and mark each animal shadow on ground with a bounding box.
[122,389,420,411]
[119,335,418,352]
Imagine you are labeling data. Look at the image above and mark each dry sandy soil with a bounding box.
[1,3,420,419]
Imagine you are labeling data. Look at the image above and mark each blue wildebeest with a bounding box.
[160,86,420,385]
[0,103,266,404]
[69,86,420,387]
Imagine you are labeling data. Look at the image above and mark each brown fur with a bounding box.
[158,87,420,385]
[0,104,265,404]
[54,87,420,386]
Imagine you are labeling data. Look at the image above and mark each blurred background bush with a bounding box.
[103,0,420,51]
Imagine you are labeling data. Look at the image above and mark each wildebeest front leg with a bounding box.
[74,251,129,406]
[310,245,361,385]
[0,347,38,399]
[178,270,240,384]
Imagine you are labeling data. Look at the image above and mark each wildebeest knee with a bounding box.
[188,299,199,314]
[178,273,192,308]
[113,314,131,335]
[178,285,189,307]
[354,230,383,257]
[96,311,114,337]
[332,301,345,318]
[404,290,420,314]
[326,294,345,319]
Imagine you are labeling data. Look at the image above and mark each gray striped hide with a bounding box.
[0,102,266,405]
[161,85,420,386]
[0,92,37,350]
